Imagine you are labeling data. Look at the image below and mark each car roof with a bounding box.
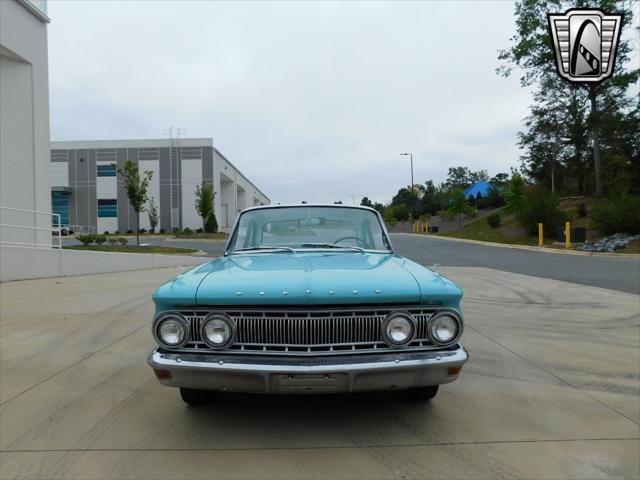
[240,204,379,214]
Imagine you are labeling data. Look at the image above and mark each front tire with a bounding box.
[180,388,211,405]
[405,385,439,401]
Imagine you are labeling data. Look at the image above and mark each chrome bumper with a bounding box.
[148,345,468,394]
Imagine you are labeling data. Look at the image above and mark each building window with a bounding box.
[97,164,117,177]
[98,199,117,217]
[51,192,70,226]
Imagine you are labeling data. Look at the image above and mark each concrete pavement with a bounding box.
[1,266,638,479]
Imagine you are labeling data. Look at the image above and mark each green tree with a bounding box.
[448,189,472,228]
[194,182,216,230]
[505,174,526,214]
[498,0,639,197]
[147,196,158,233]
[115,161,153,246]
[360,197,373,208]
[516,186,565,237]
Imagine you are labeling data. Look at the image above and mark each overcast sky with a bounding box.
[48,1,549,204]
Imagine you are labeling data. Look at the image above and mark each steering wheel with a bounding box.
[333,236,368,248]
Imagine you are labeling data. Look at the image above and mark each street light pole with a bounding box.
[400,153,414,188]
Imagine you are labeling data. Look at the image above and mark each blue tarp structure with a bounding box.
[463,180,492,199]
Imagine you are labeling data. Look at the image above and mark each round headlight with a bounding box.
[201,315,234,348]
[430,313,461,345]
[155,315,189,348]
[383,313,415,346]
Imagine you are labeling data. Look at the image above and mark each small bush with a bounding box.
[159,228,165,234]
[577,202,588,218]
[196,228,203,234]
[486,213,501,228]
[476,194,489,210]
[77,234,95,246]
[94,234,107,245]
[118,237,128,246]
[591,194,640,235]
[104,230,110,235]
[126,229,133,234]
[139,228,146,234]
[68,229,75,235]
[114,230,119,235]
[205,212,218,233]
[516,186,565,237]
[183,227,193,236]
[174,228,184,237]
[108,236,118,245]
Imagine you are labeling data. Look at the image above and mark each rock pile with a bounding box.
[577,233,640,253]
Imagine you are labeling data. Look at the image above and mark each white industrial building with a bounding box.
[0,0,51,247]
[50,139,270,234]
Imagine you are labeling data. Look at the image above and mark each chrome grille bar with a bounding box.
[176,306,446,355]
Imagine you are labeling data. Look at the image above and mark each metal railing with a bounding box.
[0,206,61,249]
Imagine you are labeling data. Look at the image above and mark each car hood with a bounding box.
[194,252,421,305]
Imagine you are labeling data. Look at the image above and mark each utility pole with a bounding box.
[400,153,414,189]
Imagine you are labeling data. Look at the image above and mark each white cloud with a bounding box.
[48,0,533,205]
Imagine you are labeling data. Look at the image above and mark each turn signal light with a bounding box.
[154,369,172,381]
[447,366,462,376]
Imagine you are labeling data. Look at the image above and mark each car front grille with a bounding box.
[172,306,443,355]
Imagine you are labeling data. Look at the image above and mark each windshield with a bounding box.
[227,207,392,253]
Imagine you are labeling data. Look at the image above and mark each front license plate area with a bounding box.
[273,373,347,393]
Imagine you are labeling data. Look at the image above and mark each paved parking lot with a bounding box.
[1,265,638,479]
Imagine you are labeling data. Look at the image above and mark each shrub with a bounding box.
[174,228,184,237]
[118,237,128,246]
[205,212,219,233]
[436,209,452,220]
[94,234,107,245]
[487,187,506,208]
[183,227,193,236]
[108,236,118,246]
[196,228,203,234]
[68,229,75,235]
[103,230,110,235]
[138,228,146,234]
[577,202,588,218]
[126,229,133,234]
[486,213,501,228]
[591,194,640,235]
[159,228,165,234]
[476,194,489,210]
[515,186,565,237]
[114,230,119,235]
[77,234,95,246]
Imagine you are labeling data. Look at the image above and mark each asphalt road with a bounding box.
[1,267,638,479]
[70,233,640,294]
[390,233,640,295]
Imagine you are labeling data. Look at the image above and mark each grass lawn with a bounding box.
[434,197,637,253]
[63,245,198,254]
[174,232,228,240]
[436,209,539,246]
[620,240,640,254]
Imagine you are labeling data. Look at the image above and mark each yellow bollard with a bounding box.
[565,221,571,249]
[412,223,416,233]
[538,223,543,246]
[425,222,429,234]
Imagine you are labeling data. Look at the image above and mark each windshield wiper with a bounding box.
[299,243,365,253]
[230,246,296,254]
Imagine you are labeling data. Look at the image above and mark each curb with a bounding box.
[393,233,640,259]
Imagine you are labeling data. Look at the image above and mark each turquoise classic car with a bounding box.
[148,205,468,404]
